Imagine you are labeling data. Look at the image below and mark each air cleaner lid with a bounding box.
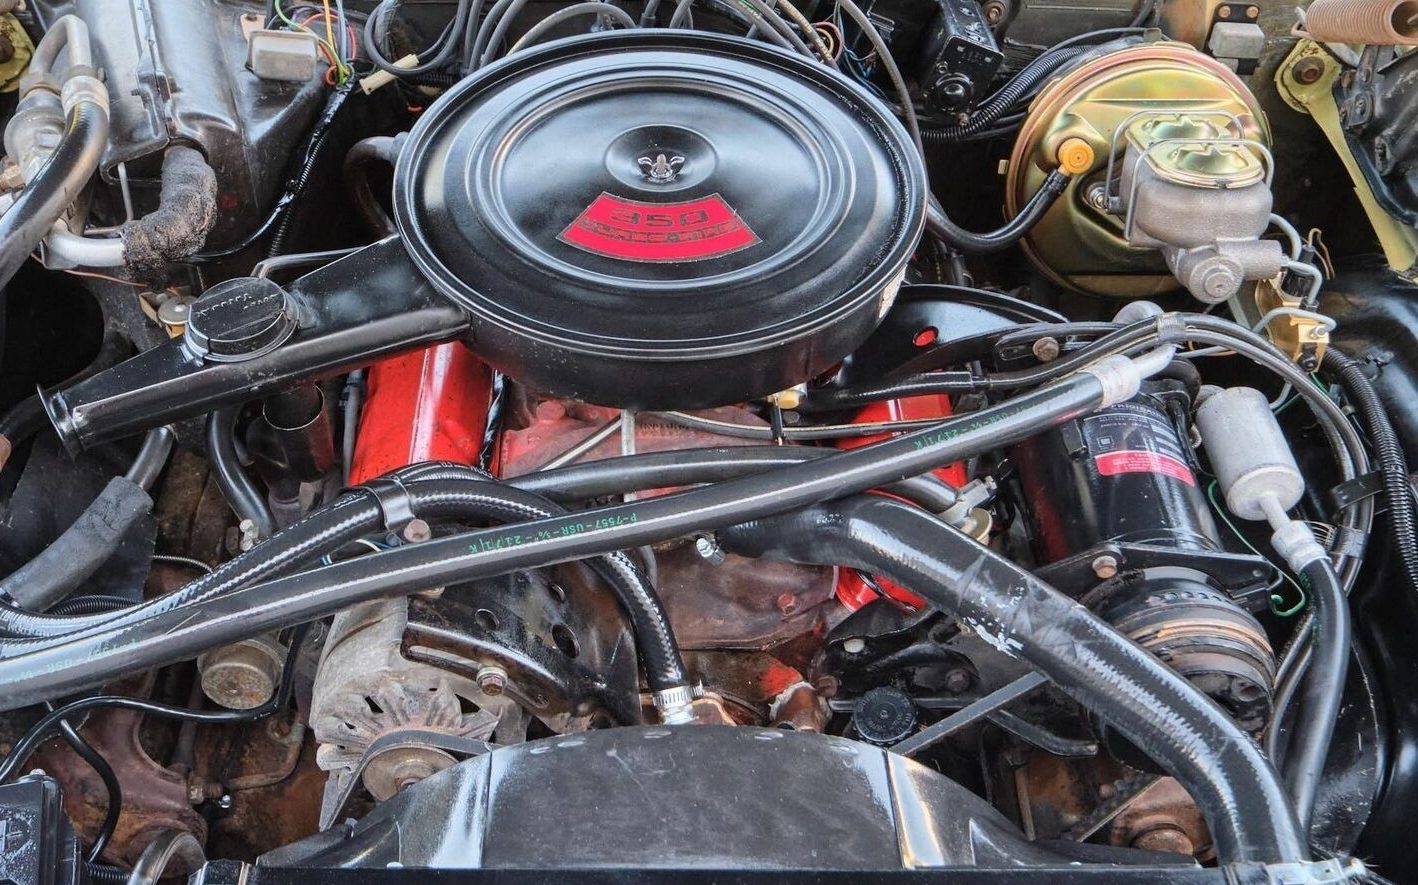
[393,31,925,363]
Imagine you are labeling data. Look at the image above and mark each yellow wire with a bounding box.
[320,0,343,79]
[279,1,346,83]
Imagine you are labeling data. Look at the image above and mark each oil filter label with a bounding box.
[1083,404,1197,487]
[559,192,760,262]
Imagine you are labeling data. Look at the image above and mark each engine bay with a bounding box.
[0,0,1415,882]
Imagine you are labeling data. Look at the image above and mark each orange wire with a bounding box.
[61,268,149,288]
[295,10,352,80]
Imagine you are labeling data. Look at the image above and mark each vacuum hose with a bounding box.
[926,170,1071,254]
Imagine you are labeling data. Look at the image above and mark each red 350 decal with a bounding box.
[558,192,760,262]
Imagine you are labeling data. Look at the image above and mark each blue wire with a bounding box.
[334,0,351,59]
[833,9,889,100]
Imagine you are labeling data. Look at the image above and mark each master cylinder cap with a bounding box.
[394,32,926,410]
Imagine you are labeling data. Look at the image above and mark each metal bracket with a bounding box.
[890,672,1050,757]
[1330,470,1386,511]
[358,476,418,533]
[319,729,496,830]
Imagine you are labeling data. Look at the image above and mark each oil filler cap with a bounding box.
[393,32,925,410]
[183,277,297,363]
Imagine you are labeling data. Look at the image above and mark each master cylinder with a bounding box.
[1115,113,1283,302]
[1005,40,1276,301]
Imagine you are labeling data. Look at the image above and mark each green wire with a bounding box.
[1271,374,1327,417]
[272,0,304,31]
[272,1,350,83]
[1206,480,1307,617]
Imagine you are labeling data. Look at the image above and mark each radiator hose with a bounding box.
[716,495,1305,865]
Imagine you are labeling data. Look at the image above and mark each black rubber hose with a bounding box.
[343,136,398,236]
[45,594,132,617]
[0,477,153,612]
[0,101,108,289]
[206,407,278,542]
[1325,347,1418,598]
[0,491,377,638]
[1283,557,1350,834]
[648,410,950,441]
[0,373,1115,709]
[85,865,128,884]
[2,373,1092,640]
[925,169,1070,254]
[800,319,1159,412]
[503,447,959,512]
[0,331,132,472]
[125,426,175,492]
[714,496,1305,864]
[384,468,687,693]
[920,30,1145,143]
[0,396,47,465]
[47,704,120,863]
[795,372,981,412]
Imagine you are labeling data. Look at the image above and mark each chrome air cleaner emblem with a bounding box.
[637,153,685,183]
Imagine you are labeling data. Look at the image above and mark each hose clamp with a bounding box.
[1153,312,1187,345]
[359,477,417,533]
[652,685,696,724]
[652,685,694,709]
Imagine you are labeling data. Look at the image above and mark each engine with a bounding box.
[0,1,1412,883]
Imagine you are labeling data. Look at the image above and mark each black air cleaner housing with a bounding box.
[395,32,926,409]
[40,33,926,452]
